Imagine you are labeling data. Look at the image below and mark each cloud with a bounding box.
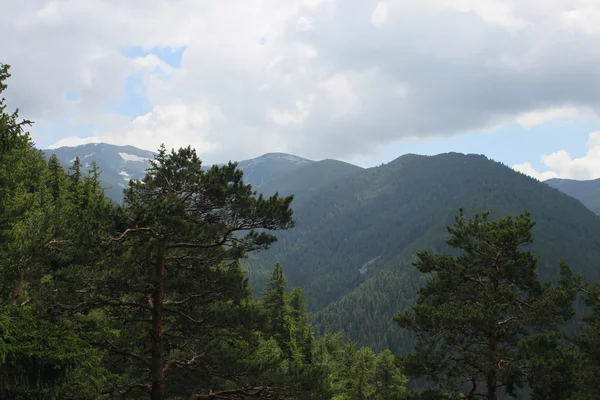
[515,106,590,129]
[512,162,560,181]
[3,0,600,164]
[513,131,600,180]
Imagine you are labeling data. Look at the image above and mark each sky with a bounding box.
[2,0,600,180]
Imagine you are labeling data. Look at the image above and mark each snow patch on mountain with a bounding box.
[119,153,148,162]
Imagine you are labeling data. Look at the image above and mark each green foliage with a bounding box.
[375,349,407,400]
[53,145,299,399]
[560,283,600,399]
[288,287,314,364]
[396,210,579,399]
[0,66,112,399]
[264,264,293,358]
[0,63,32,154]
[311,332,407,400]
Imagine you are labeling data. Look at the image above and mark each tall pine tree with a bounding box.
[396,209,578,399]
[57,145,295,399]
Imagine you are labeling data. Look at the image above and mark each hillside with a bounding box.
[250,153,600,352]
[242,158,365,293]
[545,177,600,215]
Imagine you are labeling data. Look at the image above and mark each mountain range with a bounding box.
[44,143,600,353]
[43,144,316,202]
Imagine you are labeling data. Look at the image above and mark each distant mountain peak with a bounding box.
[246,152,313,164]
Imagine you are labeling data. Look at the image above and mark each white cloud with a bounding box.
[513,161,559,181]
[371,2,389,27]
[516,106,586,129]
[2,0,600,164]
[512,131,600,180]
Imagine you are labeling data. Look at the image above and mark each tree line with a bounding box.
[1,62,600,399]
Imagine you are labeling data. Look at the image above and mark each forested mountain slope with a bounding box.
[546,177,600,215]
[251,153,600,351]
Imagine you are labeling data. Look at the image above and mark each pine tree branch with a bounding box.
[163,352,205,372]
[111,227,153,242]
[166,232,233,249]
[188,386,291,400]
[163,293,210,306]
[109,348,152,369]
[56,297,153,312]
[163,308,206,324]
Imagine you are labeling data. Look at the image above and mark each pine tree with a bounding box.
[264,263,293,358]
[0,65,110,398]
[396,209,578,399]
[288,287,314,364]
[57,145,295,399]
[374,349,406,400]
[349,347,376,400]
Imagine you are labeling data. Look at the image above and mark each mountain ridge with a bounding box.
[545,177,600,215]
[43,143,334,202]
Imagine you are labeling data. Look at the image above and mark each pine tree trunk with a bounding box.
[487,333,498,400]
[150,244,166,400]
[11,266,25,306]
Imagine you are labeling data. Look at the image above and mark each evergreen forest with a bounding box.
[2,61,600,400]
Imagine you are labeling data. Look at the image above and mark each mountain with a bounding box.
[43,143,154,202]
[43,144,316,203]
[236,152,314,188]
[545,177,600,215]
[247,153,600,353]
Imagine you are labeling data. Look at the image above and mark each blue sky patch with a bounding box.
[64,91,80,102]
[122,45,187,68]
[104,73,152,118]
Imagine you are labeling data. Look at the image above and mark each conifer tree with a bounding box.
[396,209,578,400]
[0,65,110,398]
[58,145,295,399]
[374,349,406,400]
[288,287,314,364]
[349,347,376,400]
[264,263,293,358]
